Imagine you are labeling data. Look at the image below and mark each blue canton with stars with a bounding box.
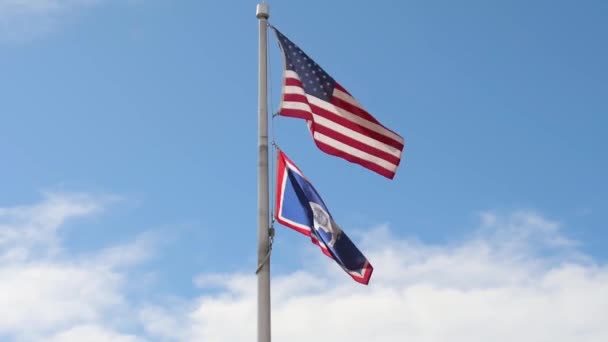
[274,28,337,101]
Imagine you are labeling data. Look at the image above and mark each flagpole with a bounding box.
[256,2,271,342]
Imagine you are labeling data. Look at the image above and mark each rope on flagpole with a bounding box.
[255,239,272,274]
[268,20,281,240]
[269,21,277,224]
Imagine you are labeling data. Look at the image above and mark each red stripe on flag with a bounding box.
[334,83,350,95]
[333,84,403,140]
[313,140,398,179]
[283,93,308,103]
[280,108,311,120]
[282,87,403,150]
[310,103,404,150]
[331,96,380,125]
[312,124,401,166]
[284,77,304,87]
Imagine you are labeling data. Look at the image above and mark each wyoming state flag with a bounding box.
[275,150,373,285]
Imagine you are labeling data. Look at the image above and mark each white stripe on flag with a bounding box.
[313,132,398,172]
[284,85,306,95]
[333,88,370,112]
[282,101,312,113]
[311,114,401,157]
[284,70,300,79]
[307,94,404,144]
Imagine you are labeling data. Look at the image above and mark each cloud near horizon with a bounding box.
[0,191,151,341]
[0,191,606,341]
[162,211,607,342]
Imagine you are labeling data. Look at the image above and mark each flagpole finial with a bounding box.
[256,3,269,19]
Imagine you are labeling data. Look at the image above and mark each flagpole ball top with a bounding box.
[256,3,269,19]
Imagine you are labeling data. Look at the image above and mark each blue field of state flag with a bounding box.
[274,150,373,285]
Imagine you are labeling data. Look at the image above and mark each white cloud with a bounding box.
[0,0,103,41]
[0,263,122,334]
[142,211,608,342]
[48,324,144,342]
[0,191,151,341]
[0,191,108,261]
[2,191,606,341]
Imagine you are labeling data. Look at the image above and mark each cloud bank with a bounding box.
[0,192,606,341]
[0,191,150,341]
[148,211,607,342]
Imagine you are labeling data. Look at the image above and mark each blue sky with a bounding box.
[0,1,606,341]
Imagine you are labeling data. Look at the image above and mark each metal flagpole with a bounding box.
[256,2,271,342]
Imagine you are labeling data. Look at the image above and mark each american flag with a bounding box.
[273,27,404,179]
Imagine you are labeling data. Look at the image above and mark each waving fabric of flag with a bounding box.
[272,27,404,179]
[274,150,373,284]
